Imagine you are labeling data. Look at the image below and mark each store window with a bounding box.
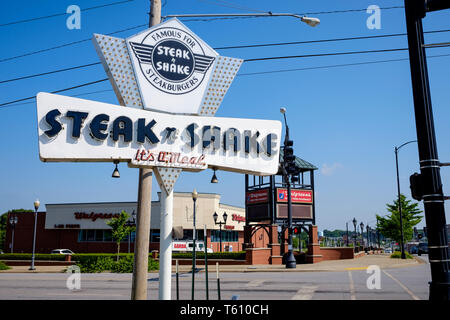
[77,230,135,242]
[211,230,238,242]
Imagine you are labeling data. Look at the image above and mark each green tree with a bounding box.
[376,194,422,244]
[106,210,136,261]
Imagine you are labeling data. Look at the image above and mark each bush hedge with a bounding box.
[390,251,414,259]
[172,251,246,260]
[76,255,159,273]
[0,261,10,270]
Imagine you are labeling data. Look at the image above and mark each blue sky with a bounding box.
[0,0,449,231]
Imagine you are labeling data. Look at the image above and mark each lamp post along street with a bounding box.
[360,222,364,248]
[213,212,227,252]
[9,215,18,253]
[191,189,198,300]
[352,218,357,249]
[394,141,417,259]
[30,199,40,270]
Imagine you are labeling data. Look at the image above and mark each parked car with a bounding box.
[418,242,428,256]
[384,248,393,254]
[409,246,418,254]
[51,249,74,255]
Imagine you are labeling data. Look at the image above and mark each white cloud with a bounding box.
[321,163,343,176]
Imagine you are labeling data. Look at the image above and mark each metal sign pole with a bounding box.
[158,183,174,300]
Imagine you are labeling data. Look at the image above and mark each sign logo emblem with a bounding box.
[129,27,215,95]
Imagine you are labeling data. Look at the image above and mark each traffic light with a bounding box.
[410,172,424,201]
[292,226,300,234]
[284,140,295,164]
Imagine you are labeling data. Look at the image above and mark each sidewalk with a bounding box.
[1,254,426,274]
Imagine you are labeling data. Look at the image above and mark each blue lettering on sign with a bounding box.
[152,39,194,82]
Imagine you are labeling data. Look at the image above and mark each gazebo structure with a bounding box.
[244,150,319,264]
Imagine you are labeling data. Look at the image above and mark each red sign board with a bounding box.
[276,188,313,204]
[246,189,269,204]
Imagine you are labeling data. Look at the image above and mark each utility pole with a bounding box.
[404,0,450,300]
[131,0,161,300]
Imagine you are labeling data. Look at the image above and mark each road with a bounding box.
[0,256,431,300]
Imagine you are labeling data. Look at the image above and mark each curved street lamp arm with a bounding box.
[396,140,417,151]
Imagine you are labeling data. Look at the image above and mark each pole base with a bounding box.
[285,251,296,269]
[429,281,450,301]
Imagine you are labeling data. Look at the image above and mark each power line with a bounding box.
[0,79,108,107]
[1,43,450,84]
[0,62,101,84]
[237,53,450,76]
[178,5,405,22]
[0,89,114,109]
[0,0,135,28]
[2,51,450,109]
[195,0,267,13]
[215,29,450,50]
[0,23,147,63]
[2,25,448,65]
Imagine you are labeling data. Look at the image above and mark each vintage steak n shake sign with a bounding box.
[37,92,281,175]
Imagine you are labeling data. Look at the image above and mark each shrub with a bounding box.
[0,261,10,270]
[172,251,246,260]
[0,254,66,261]
[390,251,413,259]
[75,254,159,273]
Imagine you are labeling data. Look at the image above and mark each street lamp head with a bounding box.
[360,222,364,231]
[223,212,228,224]
[211,168,218,183]
[301,16,320,27]
[213,212,218,224]
[352,218,357,228]
[280,107,286,114]
[34,199,40,211]
[192,188,198,201]
[112,160,120,178]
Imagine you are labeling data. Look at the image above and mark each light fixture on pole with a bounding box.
[30,199,40,271]
[191,188,198,300]
[9,215,18,253]
[352,218,357,248]
[211,168,218,183]
[213,211,227,252]
[112,160,120,178]
[360,222,365,248]
[162,13,320,27]
[394,140,417,259]
[280,107,296,269]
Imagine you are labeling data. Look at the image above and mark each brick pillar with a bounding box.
[269,224,282,264]
[243,225,254,250]
[306,225,323,263]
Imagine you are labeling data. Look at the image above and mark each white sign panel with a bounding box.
[37,92,281,175]
[121,18,243,115]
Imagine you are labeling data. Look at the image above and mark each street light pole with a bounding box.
[30,199,39,271]
[395,140,417,259]
[191,189,198,300]
[9,215,18,253]
[213,212,228,252]
[280,107,296,269]
[360,222,364,249]
[352,218,357,249]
